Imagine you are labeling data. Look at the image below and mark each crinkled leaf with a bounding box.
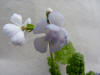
[54,41,76,64]
[86,71,96,75]
[66,52,85,75]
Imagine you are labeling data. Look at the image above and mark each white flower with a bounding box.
[3,13,31,46]
[33,11,69,53]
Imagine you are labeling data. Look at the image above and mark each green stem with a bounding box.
[49,43,57,75]
[47,11,56,74]
[47,11,60,75]
[47,12,55,73]
[46,12,50,24]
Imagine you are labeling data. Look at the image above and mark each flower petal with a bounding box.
[45,24,60,42]
[34,36,48,53]
[47,27,69,52]
[61,28,69,44]
[11,31,25,46]
[3,24,21,38]
[33,17,48,34]
[46,24,60,32]
[48,11,64,26]
[24,18,32,25]
[10,13,22,26]
[64,37,69,45]
[50,41,64,52]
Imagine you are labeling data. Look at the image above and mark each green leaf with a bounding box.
[86,71,96,75]
[26,24,35,32]
[54,41,76,64]
[66,52,85,75]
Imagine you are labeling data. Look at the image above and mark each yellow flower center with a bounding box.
[21,26,26,31]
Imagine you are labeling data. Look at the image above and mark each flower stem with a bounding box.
[47,11,61,75]
[46,12,50,24]
[47,12,56,74]
[49,42,57,75]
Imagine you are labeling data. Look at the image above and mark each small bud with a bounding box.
[46,8,53,13]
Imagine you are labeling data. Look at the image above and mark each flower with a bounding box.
[33,10,69,53]
[3,13,31,46]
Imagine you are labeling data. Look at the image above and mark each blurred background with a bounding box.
[0,0,100,75]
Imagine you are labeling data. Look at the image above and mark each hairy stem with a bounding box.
[49,45,56,75]
[47,11,61,75]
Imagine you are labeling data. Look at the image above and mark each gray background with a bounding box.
[0,0,100,75]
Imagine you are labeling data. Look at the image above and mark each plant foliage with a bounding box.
[54,41,76,64]
[47,56,61,75]
[66,52,85,75]
[86,71,96,75]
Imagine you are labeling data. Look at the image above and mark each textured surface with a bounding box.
[0,0,100,75]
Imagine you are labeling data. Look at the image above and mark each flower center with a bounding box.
[21,26,26,31]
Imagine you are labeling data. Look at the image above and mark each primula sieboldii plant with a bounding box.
[3,8,94,75]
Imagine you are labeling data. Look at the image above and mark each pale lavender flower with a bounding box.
[33,11,69,53]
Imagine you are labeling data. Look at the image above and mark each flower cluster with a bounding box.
[3,8,69,53]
